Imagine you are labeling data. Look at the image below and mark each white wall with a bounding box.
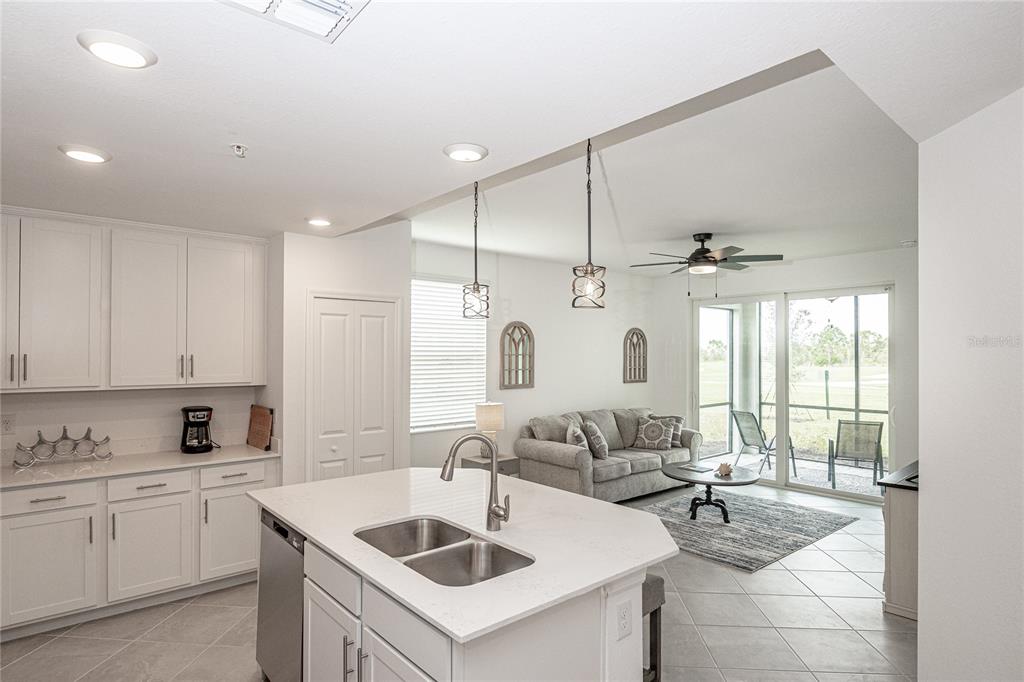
[273,223,412,484]
[917,89,1023,681]
[410,242,659,466]
[650,247,920,471]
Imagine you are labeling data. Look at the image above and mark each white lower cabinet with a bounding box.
[200,482,262,580]
[1,507,97,626]
[108,491,193,602]
[361,626,432,682]
[304,579,360,682]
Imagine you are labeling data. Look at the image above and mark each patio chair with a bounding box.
[731,410,797,476]
[828,419,884,489]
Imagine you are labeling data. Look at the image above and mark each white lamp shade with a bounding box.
[475,402,505,432]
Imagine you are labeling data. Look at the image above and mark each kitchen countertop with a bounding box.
[0,444,280,489]
[878,459,919,491]
[249,467,678,643]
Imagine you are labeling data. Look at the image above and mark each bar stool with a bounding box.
[642,573,665,682]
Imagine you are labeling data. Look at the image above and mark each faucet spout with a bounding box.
[440,433,510,531]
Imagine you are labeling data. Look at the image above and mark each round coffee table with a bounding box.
[660,463,759,523]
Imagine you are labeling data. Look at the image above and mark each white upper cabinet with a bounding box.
[19,218,102,388]
[186,237,254,384]
[1,216,19,389]
[111,229,188,386]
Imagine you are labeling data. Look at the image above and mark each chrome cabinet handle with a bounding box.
[204,499,209,524]
[221,472,248,479]
[136,483,168,490]
[189,354,194,378]
[9,353,13,382]
[179,355,184,379]
[356,648,367,682]
[30,495,67,504]
[22,353,27,381]
[111,513,116,540]
[343,636,354,680]
[88,515,93,544]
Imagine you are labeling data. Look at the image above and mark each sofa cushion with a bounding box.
[657,447,691,465]
[580,410,624,450]
[582,420,610,459]
[613,408,653,449]
[529,415,573,443]
[566,423,589,450]
[592,456,632,482]
[650,414,685,447]
[614,450,662,474]
[562,412,584,427]
[634,416,674,450]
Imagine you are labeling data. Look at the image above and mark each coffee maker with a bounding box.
[181,406,215,454]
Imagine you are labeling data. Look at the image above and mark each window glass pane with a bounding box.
[699,307,731,406]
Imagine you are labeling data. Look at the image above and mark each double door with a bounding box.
[310,297,397,481]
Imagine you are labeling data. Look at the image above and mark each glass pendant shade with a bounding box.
[463,281,490,318]
[571,262,606,308]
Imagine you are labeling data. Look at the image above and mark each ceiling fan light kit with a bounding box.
[463,181,490,319]
[571,139,606,309]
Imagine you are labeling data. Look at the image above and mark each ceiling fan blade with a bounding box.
[630,261,684,268]
[670,265,689,274]
[725,254,784,263]
[649,252,690,259]
[717,261,749,271]
[706,246,742,260]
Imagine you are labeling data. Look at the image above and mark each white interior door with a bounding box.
[1,216,20,389]
[186,237,253,384]
[111,229,188,386]
[354,301,395,474]
[19,218,102,388]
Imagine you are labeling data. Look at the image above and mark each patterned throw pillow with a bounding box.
[651,414,685,447]
[566,423,589,450]
[581,420,610,459]
[634,416,674,450]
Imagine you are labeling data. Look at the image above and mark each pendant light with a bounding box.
[463,181,490,318]
[571,139,606,308]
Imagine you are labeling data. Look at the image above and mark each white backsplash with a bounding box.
[0,386,259,457]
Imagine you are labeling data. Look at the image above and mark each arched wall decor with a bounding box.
[623,328,647,383]
[500,321,534,389]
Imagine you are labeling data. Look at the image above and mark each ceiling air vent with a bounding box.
[223,0,368,43]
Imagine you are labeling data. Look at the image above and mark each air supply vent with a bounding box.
[222,0,368,43]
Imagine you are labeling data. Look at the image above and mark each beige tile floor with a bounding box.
[1,484,914,682]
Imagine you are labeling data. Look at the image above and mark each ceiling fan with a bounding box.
[631,233,783,275]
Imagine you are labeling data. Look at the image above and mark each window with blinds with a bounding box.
[410,279,487,432]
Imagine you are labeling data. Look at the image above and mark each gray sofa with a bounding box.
[514,408,702,503]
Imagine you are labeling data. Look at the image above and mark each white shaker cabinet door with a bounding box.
[108,492,193,601]
[199,482,261,581]
[18,218,102,388]
[1,215,19,389]
[186,237,253,384]
[110,229,188,386]
[304,579,360,682]
[1,507,97,626]
[360,626,432,682]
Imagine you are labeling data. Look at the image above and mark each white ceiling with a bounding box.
[412,66,919,271]
[1,2,1021,239]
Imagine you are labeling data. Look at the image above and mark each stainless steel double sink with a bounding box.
[354,518,534,587]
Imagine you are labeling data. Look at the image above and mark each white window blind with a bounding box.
[410,279,487,432]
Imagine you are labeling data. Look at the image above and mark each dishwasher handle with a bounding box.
[261,509,305,554]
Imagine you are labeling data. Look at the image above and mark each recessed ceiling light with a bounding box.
[77,30,158,69]
[443,143,489,163]
[58,145,111,164]
[307,218,331,228]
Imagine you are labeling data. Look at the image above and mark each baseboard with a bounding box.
[882,601,918,621]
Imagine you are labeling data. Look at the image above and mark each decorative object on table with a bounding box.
[829,419,885,488]
[661,462,756,523]
[461,452,520,477]
[499,321,534,389]
[678,463,713,473]
[570,139,606,308]
[180,405,217,454]
[633,416,674,450]
[462,181,490,319]
[247,404,274,451]
[716,462,733,477]
[650,414,685,447]
[731,410,798,475]
[622,328,647,383]
[644,488,857,572]
[13,426,113,468]
[475,402,505,456]
[630,232,784,298]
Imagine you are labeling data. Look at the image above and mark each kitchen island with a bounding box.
[249,467,677,682]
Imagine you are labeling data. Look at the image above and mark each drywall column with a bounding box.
[917,89,1023,681]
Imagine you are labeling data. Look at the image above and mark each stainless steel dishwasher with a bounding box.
[256,509,305,682]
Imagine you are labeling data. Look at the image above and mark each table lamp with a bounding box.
[475,402,505,455]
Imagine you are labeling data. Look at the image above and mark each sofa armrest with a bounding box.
[514,438,593,471]
[679,428,702,459]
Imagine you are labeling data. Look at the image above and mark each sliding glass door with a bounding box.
[697,306,733,457]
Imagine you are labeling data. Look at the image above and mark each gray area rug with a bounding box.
[645,490,858,572]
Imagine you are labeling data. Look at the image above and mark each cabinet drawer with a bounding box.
[200,461,265,489]
[108,470,192,502]
[1,481,98,516]
[363,583,451,682]
[304,543,361,616]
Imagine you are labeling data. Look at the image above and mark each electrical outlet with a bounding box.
[1,413,14,436]
[616,601,632,640]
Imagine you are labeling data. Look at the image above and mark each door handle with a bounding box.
[189,354,194,379]
[88,515,93,544]
[343,636,354,680]
[22,353,27,381]
[111,513,116,540]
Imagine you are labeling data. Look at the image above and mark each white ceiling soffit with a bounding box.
[1,2,1020,239]
[412,65,920,272]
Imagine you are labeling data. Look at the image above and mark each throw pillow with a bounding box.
[566,423,589,450]
[634,416,674,450]
[581,420,610,459]
[651,414,685,447]
[529,415,572,443]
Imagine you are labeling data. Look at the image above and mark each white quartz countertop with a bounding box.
[249,468,678,643]
[1,444,280,489]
